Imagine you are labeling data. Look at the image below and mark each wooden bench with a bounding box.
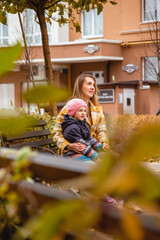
[0,119,58,156]
[0,148,160,239]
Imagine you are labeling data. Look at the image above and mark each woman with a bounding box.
[53,74,110,155]
[53,74,117,205]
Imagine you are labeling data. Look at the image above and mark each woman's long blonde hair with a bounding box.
[72,74,99,106]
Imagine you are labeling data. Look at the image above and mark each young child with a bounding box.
[61,98,117,205]
[61,98,102,161]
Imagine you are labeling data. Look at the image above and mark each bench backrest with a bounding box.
[1,119,57,155]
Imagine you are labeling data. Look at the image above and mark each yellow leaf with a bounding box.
[23,85,70,104]
[121,210,144,240]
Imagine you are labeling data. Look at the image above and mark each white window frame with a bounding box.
[24,10,52,46]
[142,0,160,22]
[81,9,103,38]
[0,15,8,46]
[24,9,41,46]
[0,83,15,109]
[142,56,159,81]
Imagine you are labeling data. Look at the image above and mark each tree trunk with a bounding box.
[158,82,160,109]
[155,10,160,109]
[37,8,57,116]
[37,9,53,83]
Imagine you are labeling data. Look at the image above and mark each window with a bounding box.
[0,18,8,45]
[0,84,14,108]
[143,0,160,21]
[127,98,131,106]
[24,9,41,45]
[143,57,159,81]
[82,9,103,38]
[24,9,52,45]
[46,21,52,44]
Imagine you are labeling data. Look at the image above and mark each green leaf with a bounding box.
[15,147,34,163]
[0,43,22,78]
[110,0,117,5]
[0,110,37,136]
[0,11,7,25]
[72,1,77,9]
[9,5,17,14]
[23,85,70,104]
[85,4,90,12]
[24,199,99,240]
[97,4,103,15]
[73,21,81,32]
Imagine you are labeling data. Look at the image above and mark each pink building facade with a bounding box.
[0,0,159,114]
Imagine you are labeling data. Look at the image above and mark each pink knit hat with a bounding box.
[66,98,87,117]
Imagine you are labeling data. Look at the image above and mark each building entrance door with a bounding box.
[123,88,135,114]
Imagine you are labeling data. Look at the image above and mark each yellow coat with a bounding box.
[53,101,109,151]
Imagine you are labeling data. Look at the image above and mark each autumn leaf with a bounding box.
[0,10,7,24]
[0,43,22,78]
[0,109,37,136]
[121,210,144,240]
[23,85,70,104]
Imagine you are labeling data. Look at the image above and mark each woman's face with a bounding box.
[81,77,95,100]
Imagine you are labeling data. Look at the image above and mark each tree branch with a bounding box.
[43,0,62,11]
[26,0,38,11]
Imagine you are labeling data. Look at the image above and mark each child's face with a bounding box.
[74,106,87,121]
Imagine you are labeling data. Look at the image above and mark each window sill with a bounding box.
[140,20,160,24]
[140,85,150,90]
[81,35,103,39]
[27,43,52,46]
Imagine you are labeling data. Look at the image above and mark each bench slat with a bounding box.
[18,180,78,202]
[0,148,92,181]
[5,129,51,141]
[0,119,57,155]
[31,119,47,127]
[9,138,54,149]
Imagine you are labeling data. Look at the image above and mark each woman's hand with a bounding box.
[67,142,85,153]
[102,142,109,150]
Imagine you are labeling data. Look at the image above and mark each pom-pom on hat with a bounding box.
[66,98,87,117]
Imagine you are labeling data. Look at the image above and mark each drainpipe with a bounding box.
[121,40,160,47]
[67,64,71,89]
[106,61,110,83]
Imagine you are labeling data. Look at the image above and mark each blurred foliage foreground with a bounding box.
[0,44,160,240]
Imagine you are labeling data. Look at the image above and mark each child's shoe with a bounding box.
[103,195,117,206]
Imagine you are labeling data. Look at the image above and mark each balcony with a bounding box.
[22,39,123,64]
